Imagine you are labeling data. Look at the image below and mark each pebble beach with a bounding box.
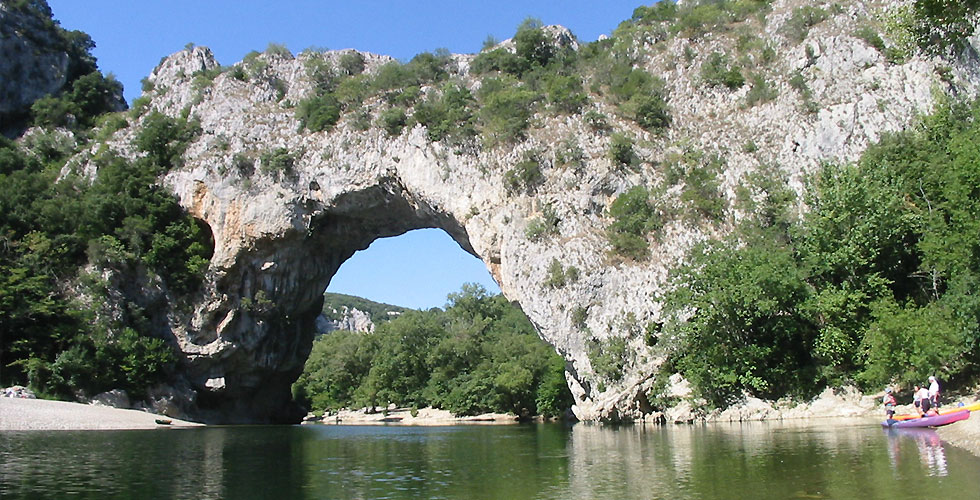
[0,397,201,431]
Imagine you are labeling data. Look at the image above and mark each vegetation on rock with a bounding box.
[0,2,210,401]
[662,98,980,407]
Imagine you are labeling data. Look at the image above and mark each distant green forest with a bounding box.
[320,292,408,324]
[295,284,572,418]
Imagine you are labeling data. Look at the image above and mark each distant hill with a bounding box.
[320,292,409,325]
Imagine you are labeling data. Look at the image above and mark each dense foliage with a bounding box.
[909,0,980,53]
[662,98,980,406]
[606,185,660,260]
[293,284,573,418]
[0,3,211,400]
[293,14,675,146]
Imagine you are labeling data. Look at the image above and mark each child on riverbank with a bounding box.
[883,388,896,418]
[913,385,923,415]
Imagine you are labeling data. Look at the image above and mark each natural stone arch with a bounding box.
[182,177,492,423]
[119,23,957,422]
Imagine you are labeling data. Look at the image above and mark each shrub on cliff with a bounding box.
[378,107,407,136]
[477,76,539,143]
[297,93,341,132]
[782,5,829,43]
[545,74,588,114]
[134,111,201,173]
[607,185,661,260]
[470,17,555,78]
[700,52,744,89]
[608,133,638,169]
[30,72,124,130]
[338,52,366,76]
[586,51,671,132]
[413,83,477,143]
[504,156,544,195]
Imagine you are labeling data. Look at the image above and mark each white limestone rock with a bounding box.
[77,0,980,422]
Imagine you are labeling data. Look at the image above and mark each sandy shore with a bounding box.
[0,397,202,431]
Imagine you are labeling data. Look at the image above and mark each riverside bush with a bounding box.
[662,97,980,406]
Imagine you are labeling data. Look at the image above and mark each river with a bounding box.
[2,420,978,499]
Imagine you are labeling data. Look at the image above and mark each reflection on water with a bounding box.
[884,428,948,476]
[2,420,979,499]
[566,421,977,499]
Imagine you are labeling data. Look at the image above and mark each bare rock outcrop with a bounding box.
[81,0,980,423]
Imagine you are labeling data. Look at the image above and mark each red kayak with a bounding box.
[882,409,970,428]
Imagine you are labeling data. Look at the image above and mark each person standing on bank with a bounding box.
[917,384,932,415]
[928,375,940,409]
[883,388,897,419]
[913,384,923,415]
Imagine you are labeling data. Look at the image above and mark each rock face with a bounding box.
[317,307,376,334]
[0,2,70,133]
[86,0,979,423]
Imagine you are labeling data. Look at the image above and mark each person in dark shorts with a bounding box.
[918,384,932,414]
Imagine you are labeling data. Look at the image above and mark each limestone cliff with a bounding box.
[78,0,980,422]
[317,307,376,334]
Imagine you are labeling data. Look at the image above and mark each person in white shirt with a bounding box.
[913,384,924,415]
[917,384,932,414]
[928,375,940,408]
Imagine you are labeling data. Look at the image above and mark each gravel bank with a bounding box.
[937,405,980,457]
[0,398,202,430]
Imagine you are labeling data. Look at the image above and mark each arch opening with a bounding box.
[187,180,517,423]
[326,228,501,311]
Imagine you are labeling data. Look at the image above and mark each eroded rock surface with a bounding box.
[80,0,980,423]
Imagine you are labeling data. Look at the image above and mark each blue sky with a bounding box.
[46,0,648,309]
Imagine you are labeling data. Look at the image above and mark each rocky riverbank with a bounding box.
[937,414,980,457]
[936,388,980,457]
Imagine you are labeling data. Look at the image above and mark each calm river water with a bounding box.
[2,420,978,499]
